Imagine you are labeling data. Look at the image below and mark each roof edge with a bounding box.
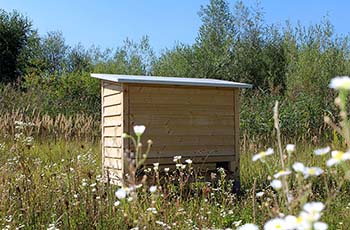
[91,73,252,89]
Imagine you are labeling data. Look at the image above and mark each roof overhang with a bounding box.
[91,73,252,89]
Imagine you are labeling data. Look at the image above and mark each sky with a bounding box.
[1,0,350,53]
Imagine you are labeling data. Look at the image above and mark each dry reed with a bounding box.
[0,108,100,141]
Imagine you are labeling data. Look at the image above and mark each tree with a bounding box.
[0,10,35,84]
[193,0,235,79]
[93,36,155,75]
[67,43,92,73]
[153,44,195,77]
[39,31,69,76]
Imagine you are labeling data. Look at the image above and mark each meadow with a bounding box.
[3,0,350,229]
[1,80,350,229]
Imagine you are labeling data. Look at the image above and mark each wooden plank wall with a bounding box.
[101,81,123,183]
[127,84,237,168]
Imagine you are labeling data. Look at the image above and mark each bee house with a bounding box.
[91,73,252,187]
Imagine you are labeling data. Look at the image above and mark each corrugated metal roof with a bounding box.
[91,73,252,89]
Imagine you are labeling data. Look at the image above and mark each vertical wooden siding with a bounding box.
[101,81,123,183]
[127,84,237,166]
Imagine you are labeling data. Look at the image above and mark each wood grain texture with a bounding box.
[103,104,122,116]
[103,117,122,127]
[130,92,233,105]
[128,84,234,95]
[101,82,241,184]
[103,93,122,106]
[101,81,123,184]
[103,126,122,137]
[142,135,234,146]
[104,137,122,148]
[128,84,236,165]
[103,83,122,96]
[130,104,234,116]
[147,147,234,157]
[145,155,235,165]
[104,147,123,158]
[229,89,240,180]
[130,114,235,126]
[101,81,105,174]
[152,143,234,154]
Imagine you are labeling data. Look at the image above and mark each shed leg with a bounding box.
[228,161,240,193]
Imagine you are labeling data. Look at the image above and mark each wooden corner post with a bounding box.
[229,89,240,191]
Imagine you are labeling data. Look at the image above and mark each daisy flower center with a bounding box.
[308,168,316,175]
[334,151,344,160]
[275,224,282,229]
[296,216,303,223]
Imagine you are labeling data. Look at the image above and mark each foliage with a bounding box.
[192,0,235,79]
[2,0,350,140]
[0,10,36,84]
[93,36,155,76]
[153,44,196,77]
[3,1,350,229]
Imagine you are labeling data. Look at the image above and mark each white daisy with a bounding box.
[173,155,182,162]
[270,179,282,190]
[313,222,328,230]
[284,215,311,230]
[326,150,350,167]
[149,186,157,193]
[256,192,264,197]
[301,202,325,222]
[133,125,146,136]
[286,144,295,153]
[274,169,291,179]
[237,223,259,230]
[264,218,287,230]
[252,148,274,162]
[303,202,325,213]
[314,147,330,156]
[153,162,159,171]
[292,162,305,173]
[303,167,324,179]
[329,76,350,90]
[115,188,127,200]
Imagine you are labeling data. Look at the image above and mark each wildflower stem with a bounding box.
[274,101,285,170]
[252,178,257,224]
[274,101,290,211]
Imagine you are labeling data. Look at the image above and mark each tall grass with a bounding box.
[2,80,350,229]
[0,134,349,229]
[0,109,100,142]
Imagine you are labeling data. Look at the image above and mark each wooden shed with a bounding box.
[91,73,252,186]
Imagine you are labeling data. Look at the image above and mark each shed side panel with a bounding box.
[102,81,123,182]
[128,84,235,163]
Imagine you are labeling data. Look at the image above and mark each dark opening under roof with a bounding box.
[91,73,252,89]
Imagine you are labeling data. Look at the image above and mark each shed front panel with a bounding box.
[126,84,237,165]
